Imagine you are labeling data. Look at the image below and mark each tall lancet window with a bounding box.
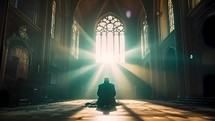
[71,20,79,59]
[141,20,150,58]
[168,0,175,32]
[96,15,125,63]
[51,0,56,38]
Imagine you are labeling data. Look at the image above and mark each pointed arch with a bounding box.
[95,13,125,63]
[95,12,126,32]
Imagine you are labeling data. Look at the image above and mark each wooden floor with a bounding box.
[0,99,215,121]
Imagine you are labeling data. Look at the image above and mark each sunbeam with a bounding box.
[119,63,151,85]
[109,64,134,98]
[79,63,140,99]
[125,47,140,57]
[79,48,95,60]
[83,64,105,98]
[78,23,95,46]
[69,64,97,81]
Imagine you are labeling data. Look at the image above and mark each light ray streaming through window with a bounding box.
[96,15,125,63]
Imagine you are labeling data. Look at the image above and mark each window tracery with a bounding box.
[96,15,125,63]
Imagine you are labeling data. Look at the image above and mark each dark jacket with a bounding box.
[97,82,116,107]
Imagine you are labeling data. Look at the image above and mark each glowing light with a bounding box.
[79,48,95,60]
[67,24,151,98]
[190,54,193,59]
[72,62,137,99]
[109,64,133,98]
[83,64,105,98]
[69,64,97,80]
[126,10,131,18]
[92,115,126,121]
[96,15,125,63]
[119,63,150,84]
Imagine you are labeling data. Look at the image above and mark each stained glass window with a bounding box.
[168,0,175,32]
[51,0,56,38]
[141,20,150,58]
[96,15,125,63]
[71,20,79,59]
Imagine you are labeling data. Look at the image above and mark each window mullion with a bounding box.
[96,15,125,63]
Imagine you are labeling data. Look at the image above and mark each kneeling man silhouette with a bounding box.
[96,77,116,113]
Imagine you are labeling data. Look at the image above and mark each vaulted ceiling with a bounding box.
[74,0,147,36]
[75,0,145,20]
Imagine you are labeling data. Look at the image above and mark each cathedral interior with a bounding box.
[0,0,215,120]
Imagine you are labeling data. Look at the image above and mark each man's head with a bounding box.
[104,77,109,83]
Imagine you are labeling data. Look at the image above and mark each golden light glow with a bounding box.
[96,15,125,63]
[66,21,151,99]
[119,63,151,85]
[69,64,97,81]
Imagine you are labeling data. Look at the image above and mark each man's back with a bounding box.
[97,82,116,99]
[97,78,116,108]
